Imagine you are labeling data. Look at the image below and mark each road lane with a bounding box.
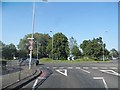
[22,62,119,89]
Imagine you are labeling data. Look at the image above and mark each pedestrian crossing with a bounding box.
[39,66,118,70]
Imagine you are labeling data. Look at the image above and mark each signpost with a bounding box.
[28,38,34,70]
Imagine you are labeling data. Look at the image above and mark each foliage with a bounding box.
[109,48,119,58]
[80,37,109,60]
[17,33,51,58]
[2,43,17,60]
[71,45,81,59]
[50,32,69,60]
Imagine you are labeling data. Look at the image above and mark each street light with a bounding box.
[28,2,35,70]
[50,31,53,60]
[102,31,108,61]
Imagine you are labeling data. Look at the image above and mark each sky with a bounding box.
[2,2,118,50]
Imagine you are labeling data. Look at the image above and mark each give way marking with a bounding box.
[100,70,120,76]
[56,69,67,76]
[93,77,108,90]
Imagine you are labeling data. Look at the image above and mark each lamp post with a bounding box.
[50,31,53,60]
[28,2,35,70]
[102,31,108,61]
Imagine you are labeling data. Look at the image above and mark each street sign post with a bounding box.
[28,46,33,51]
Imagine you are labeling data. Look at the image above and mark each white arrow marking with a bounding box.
[100,70,120,76]
[56,69,67,76]
[93,77,108,90]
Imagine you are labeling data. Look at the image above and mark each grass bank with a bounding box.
[39,58,111,63]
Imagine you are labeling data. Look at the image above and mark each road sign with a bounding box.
[29,40,34,45]
[28,46,33,50]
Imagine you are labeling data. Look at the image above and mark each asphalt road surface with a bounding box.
[23,61,119,89]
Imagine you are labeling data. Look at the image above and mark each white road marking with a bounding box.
[93,77,108,90]
[100,67,107,69]
[53,67,57,69]
[100,70,120,76]
[56,69,67,76]
[46,67,50,68]
[79,68,90,73]
[59,67,64,69]
[75,67,80,69]
[92,67,98,69]
[109,67,117,69]
[32,78,38,90]
[67,67,73,69]
[83,67,89,69]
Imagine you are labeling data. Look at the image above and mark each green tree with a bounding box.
[51,32,69,60]
[80,37,109,60]
[2,43,17,60]
[18,33,51,58]
[69,37,77,54]
[109,48,119,58]
[72,45,81,59]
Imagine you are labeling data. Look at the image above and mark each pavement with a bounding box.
[22,61,120,90]
[1,62,42,90]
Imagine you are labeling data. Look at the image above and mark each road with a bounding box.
[23,61,119,89]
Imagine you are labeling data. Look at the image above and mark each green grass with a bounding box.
[39,58,112,63]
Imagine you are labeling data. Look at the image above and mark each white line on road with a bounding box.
[67,67,73,69]
[92,67,98,69]
[59,67,64,69]
[32,78,38,90]
[53,67,57,69]
[75,67,81,69]
[100,67,107,69]
[46,67,50,68]
[83,67,89,69]
[100,70,120,76]
[79,68,90,73]
[109,67,117,69]
[93,77,108,90]
[56,69,67,76]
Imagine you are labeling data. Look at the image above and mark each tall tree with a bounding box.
[72,45,81,59]
[80,37,109,60]
[51,32,69,60]
[69,37,77,54]
[109,48,119,58]
[18,33,51,58]
[2,43,17,60]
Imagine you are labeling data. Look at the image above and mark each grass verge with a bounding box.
[39,58,112,63]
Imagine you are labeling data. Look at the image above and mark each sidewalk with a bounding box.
[1,64,40,89]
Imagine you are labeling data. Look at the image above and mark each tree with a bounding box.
[68,37,81,59]
[71,45,81,59]
[2,43,17,60]
[69,37,77,54]
[18,33,51,58]
[50,32,69,60]
[109,48,119,58]
[0,41,5,59]
[80,37,109,60]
